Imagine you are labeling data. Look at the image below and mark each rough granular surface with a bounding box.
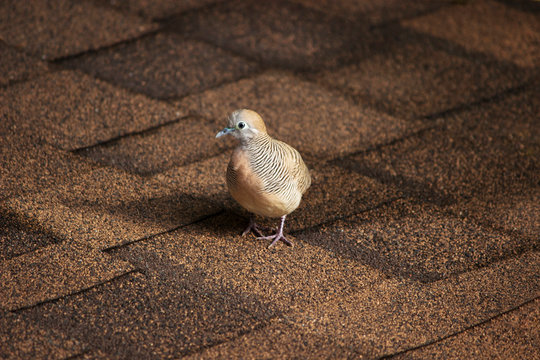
[0,42,49,86]
[64,33,260,99]
[0,0,157,60]
[1,0,538,358]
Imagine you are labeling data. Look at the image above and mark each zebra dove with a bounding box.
[216,109,311,248]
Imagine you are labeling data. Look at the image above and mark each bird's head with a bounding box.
[216,109,267,142]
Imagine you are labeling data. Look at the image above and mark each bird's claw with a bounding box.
[257,233,293,248]
[241,217,272,237]
[241,223,264,237]
[243,215,292,249]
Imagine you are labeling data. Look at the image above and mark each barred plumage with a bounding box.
[216,109,311,248]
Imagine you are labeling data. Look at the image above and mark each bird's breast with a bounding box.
[226,147,299,218]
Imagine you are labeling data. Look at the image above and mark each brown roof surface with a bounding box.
[0,0,157,60]
[1,0,538,359]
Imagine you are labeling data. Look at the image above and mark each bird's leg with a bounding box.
[241,215,266,237]
[257,215,293,248]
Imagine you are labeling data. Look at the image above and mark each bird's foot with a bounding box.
[241,217,271,237]
[256,215,292,248]
[257,232,293,248]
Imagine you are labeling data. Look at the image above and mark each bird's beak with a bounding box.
[216,127,235,138]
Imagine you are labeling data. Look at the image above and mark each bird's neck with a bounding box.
[241,133,272,151]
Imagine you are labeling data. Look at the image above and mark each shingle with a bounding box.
[315,27,532,119]
[76,348,121,360]
[97,0,226,20]
[288,162,401,231]
[283,251,540,358]
[301,199,533,283]
[64,33,259,99]
[0,0,157,60]
[402,0,540,68]
[1,70,180,150]
[79,116,231,175]
[0,312,84,360]
[173,0,364,70]
[0,138,94,201]
[184,321,357,359]
[0,241,134,311]
[392,298,540,360]
[19,272,276,358]
[0,213,61,261]
[153,152,232,206]
[1,165,220,250]
[290,0,445,24]
[0,42,48,86]
[448,187,540,242]
[338,86,539,205]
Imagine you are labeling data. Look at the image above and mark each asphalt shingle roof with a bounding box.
[1,0,538,358]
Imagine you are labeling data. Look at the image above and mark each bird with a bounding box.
[216,109,311,248]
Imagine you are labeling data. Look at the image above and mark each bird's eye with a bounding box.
[237,121,246,129]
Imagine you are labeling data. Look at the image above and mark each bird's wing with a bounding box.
[278,140,311,195]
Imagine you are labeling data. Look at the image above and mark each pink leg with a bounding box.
[241,215,265,237]
[257,215,293,248]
